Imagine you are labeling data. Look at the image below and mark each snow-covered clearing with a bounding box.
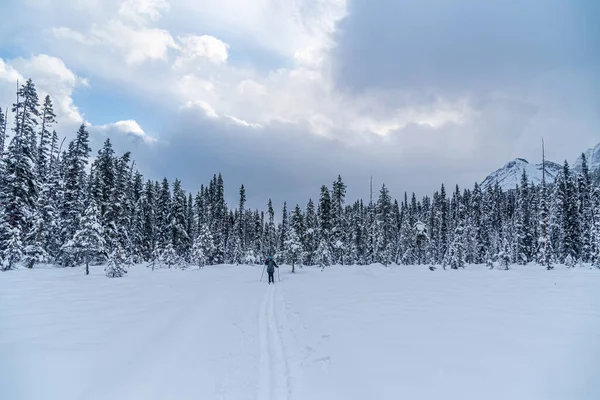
[1,264,600,400]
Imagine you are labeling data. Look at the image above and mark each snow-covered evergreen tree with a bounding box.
[37,95,56,182]
[555,162,581,262]
[414,220,428,265]
[304,199,317,265]
[171,179,190,258]
[2,79,41,242]
[283,226,303,272]
[61,200,106,275]
[498,238,512,270]
[576,154,594,262]
[0,106,7,156]
[515,170,533,264]
[156,178,172,251]
[60,125,91,245]
[105,245,127,278]
[448,206,466,269]
[192,222,216,266]
[159,243,182,268]
[1,227,24,271]
[331,175,346,264]
[314,237,332,269]
[591,185,600,268]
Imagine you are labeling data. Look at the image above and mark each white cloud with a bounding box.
[184,100,261,128]
[48,27,93,45]
[0,54,154,152]
[97,119,158,143]
[91,20,177,65]
[118,0,170,25]
[0,59,24,84]
[13,0,483,143]
[175,35,229,66]
[5,55,86,126]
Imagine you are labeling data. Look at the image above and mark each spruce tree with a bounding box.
[37,95,56,182]
[331,175,347,263]
[1,227,24,271]
[0,106,7,157]
[265,198,277,256]
[105,245,127,278]
[304,199,317,265]
[60,125,91,244]
[537,182,553,269]
[314,236,332,269]
[317,185,332,262]
[61,200,106,275]
[448,203,466,269]
[515,170,533,264]
[591,185,600,268]
[193,222,216,265]
[555,162,580,262]
[2,79,41,240]
[156,178,172,251]
[171,179,190,258]
[576,154,593,262]
[283,225,303,272]
[498,237,512,270]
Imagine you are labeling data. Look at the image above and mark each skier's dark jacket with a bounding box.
[265,259,279,274]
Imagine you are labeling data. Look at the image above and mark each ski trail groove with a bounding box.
[269,284,291,400]
[258,284,292,400]
[257,287,272,400]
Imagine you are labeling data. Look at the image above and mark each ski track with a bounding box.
[257,283,296,400]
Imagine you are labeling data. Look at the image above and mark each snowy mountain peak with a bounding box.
[573,141,600,172]
[480,158,561,191]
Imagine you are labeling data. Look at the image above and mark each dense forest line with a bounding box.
[1,79,599,276]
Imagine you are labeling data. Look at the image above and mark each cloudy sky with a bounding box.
[0,0,598,210]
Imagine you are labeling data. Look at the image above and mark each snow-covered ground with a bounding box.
[1,264,600,400]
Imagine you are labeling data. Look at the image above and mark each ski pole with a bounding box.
[260,264,266,282]
[277,267,280,282]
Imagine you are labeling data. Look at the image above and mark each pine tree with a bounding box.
[376,185,395,265]
[283,225,303,272]
[105,245,127,278]
[317,185,332,262]
[2,79,41,240]
[265,198,277,256]
[515,170,533,264]
[314,236,332,269]
[304,198,317,265]
[130,198,144,263]
[60,125,91,244]
[498,237,512,270]
[1,227,24,271]
[191,233,208,268]
[448,203,466,269]
[591,185,600,268]
[192,222,216,266]
[171,179,190,258]
[331,175,347,264]
[156,178,171,251]
[159,242,183,268]
[576,154,594,262]
[61,200,106,275]
[537,183,553,270]
[0,106,7,157]
[23,210,49,269]
[415,220,428,265]
[555,162,580,262]
[37,95,56,182]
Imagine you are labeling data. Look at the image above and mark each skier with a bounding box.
[265,256,279,284]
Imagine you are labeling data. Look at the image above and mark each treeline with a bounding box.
[1,79,599,276]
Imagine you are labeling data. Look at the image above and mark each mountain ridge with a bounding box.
[480,141,600,190]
